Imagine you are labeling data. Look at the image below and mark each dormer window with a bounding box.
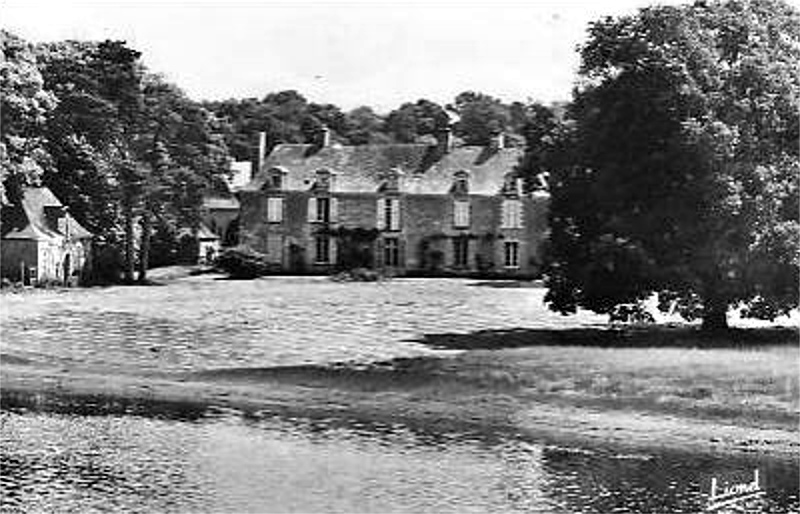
[313,168,335,192]
[451,170,470,196]
[379,167,403,194]
[500,173,522,198]
[267,166,288,190]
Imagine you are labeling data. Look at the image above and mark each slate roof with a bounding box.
[242,143,523,195]
[1,187,93,241]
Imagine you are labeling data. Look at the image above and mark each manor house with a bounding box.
[237,127,548,277]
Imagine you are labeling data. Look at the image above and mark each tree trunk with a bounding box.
[137,209,152,284]
[122,196,135,284]
[701,296,729,331]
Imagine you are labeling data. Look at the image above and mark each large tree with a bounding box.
[447,91,511,146]
[133,74,230,282]
[545,0,800,330]
[384,99,450,143]
[0,31,57,204]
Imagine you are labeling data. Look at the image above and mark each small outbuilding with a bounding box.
[1,187,93,285]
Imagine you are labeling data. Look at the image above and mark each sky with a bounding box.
[4,0,799,112]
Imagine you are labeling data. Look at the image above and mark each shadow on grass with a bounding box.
[412,326,799,350]
[467,280,543,289]
[190,357,478,392]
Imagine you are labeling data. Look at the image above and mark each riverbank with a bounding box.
[3,332,798,461]
[1,276,797,462]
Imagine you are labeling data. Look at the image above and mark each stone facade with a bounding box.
[237,132,549,277]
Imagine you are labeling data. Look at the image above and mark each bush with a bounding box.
[214,246,279,279]
[609,303,655,325]
[331,267,383,282]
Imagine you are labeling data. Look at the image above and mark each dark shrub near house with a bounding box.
[214,246,279,279]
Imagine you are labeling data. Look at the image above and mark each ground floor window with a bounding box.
[315,236,331,264]
[383,237,400,267]
[504,241,520,268]
[453,237,469,268]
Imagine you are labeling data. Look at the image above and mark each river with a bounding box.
[1,407,797,514]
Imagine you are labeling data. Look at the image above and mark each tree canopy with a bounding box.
[0,31,57,204]
[544,0,800,329]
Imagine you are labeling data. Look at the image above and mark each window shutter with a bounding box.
[330,197,339,223]
[454,201,470,228]
[501,201,510,228]
[398,238,406,268]
[376,198,386,229]
[515,201,523,228]
[330,237,338,266]
[308,197,318,223]
[267,197,283,223]
[390,198,400,231]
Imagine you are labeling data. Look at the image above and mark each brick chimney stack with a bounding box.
[437,126,453,154]
[319,125,331,147]
[258,131,267,172]
[490,131,505,150]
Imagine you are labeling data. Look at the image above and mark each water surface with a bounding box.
[2,409,797,514]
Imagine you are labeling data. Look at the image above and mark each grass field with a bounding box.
[1,273,798,458]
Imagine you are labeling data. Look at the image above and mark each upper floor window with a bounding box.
[377,197,400,231]
[501,199,523,229]
[267,197,284,223]
[453,200,470,228]
[308,196,337,223]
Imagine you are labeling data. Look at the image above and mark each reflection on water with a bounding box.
[1,409,798,514]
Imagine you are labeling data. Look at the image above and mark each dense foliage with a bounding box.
[203,91,545,162]
[214,246,279,279]
[1,32,234,282]
[544,0,800,329]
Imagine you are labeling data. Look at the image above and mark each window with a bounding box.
[315,169,334,191]
[452,170,470,195]
[309,197,337,224]
[504,241,520,268]
[268,167,287,190]
[377,198,400,231]
[453,200,470,228]
[267,197,284,223]
[501,199,522,229]
[316,197,330,223]
[315,236,331,264]
[384,238,400,267]
[453,238,469,268]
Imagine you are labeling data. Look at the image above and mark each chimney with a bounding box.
[257,131,267,172]
[319,125,331,147]
[437,126,453,154]
[490,131,505,150]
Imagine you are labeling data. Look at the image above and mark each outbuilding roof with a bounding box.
[1,187,93,241]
